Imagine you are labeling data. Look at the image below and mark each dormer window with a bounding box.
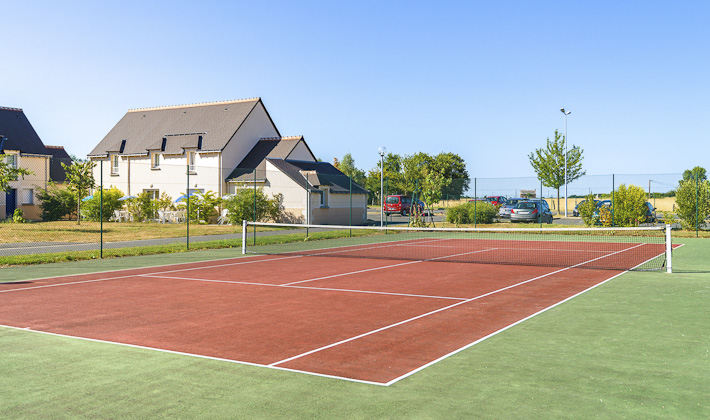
[151,153,160,169]
[188,151,196,173]
[111,154,119,174]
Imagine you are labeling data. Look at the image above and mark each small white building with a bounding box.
[88,98,367,224]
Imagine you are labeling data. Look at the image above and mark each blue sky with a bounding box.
[2,1,708,181]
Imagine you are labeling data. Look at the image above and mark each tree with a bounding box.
[0,157,32,193]
[62,160,96,225]
[431,152,470,198]
[337,153,366,187]
[675,178,710,230]
[529,129,585,212]
[683,166,707,182]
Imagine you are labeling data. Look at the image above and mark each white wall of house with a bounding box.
[221,102,279,176]
[286,142,316,162]
[95,151,222,201]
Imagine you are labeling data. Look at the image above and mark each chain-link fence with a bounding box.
[1,155,707,265]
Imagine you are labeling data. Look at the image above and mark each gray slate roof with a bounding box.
[89,98,275,157]
[266,158,368,194]
[226,136,314,181]
[0,107,50,155]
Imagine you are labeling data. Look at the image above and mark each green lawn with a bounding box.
[1,239,708,419]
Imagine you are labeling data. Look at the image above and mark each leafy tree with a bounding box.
[529,129,585,213]
[432,152,469,198]
[223,188,284,224]
[176,191,222,223]
[61,160,96,225]
[682,166,707,182]
[0,157,32,193]
[612,184,647,227]
[37,183,76,221]
[365,153,404,204]
[81,187,124,222]
[675,179,710,230]
[337,153,366,187]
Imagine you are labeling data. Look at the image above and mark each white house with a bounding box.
[88,98,368,224]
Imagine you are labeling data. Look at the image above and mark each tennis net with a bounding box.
[242,222,673,272]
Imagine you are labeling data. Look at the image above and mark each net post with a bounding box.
[666,223,672,273]
[242,220,247,254]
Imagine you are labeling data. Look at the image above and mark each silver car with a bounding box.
[510,199,553,224]
[498,197,526,218]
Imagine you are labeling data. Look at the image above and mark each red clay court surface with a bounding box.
[0,238,669,386]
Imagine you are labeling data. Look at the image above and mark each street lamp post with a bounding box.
[560,108,571,217]
[378,147,386,226]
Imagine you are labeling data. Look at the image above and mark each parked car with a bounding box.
[498,197,526,218]
[510,199,553,224]
[383,195,423,216]
[485,196,507,207]
[572,199,601,217]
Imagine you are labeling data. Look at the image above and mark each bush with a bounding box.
[223,188,284,225]
[675,179,710,230]
[37,183,76,221]
[612,184,648,227]
[176,191,221,223]
[81,187,124,222]
[12,208,26,223]
[578,194,598,227]
[446,201,497,225]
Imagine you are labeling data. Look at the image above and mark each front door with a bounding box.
[5,188,16,218]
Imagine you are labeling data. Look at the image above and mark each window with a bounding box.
[144,189,159,200]
[111,154,119,174]
[151,153,160,169]
[5,154,17,169]
[188,151,196,173]
[22,188,34,205]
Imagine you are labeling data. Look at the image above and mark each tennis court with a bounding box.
[0,225,674,386]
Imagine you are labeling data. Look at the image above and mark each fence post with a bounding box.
[666,223,673,273]
[474,178,477,227]
[100,160,103,258]
[696,173,699,238]
[612,174,615,227]
[349,175,352,237]
[186,161,190,250]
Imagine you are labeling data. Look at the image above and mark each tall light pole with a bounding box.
[378,147,386,226]
[560,108,571,217]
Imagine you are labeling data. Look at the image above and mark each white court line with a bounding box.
[0,324,388,387]
[0,242,662,387]
[139,274,467,301]
[267,243,646,368]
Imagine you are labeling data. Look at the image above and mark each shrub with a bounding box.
[612,184,648,227]
[12,208,26,223]
[445,201,497,225]
[81,187,125,222]
[578,194,599,226]
[37,183,76,221]
[223,188,284,225]
[598,205,614,227]
[176,191,221,223]
[674,179,710,230]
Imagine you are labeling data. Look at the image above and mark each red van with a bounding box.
[384,195,422,216]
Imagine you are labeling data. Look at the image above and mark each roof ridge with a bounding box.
[0,106,23,112]
[127,98,260,113]
[259,135,303,141]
